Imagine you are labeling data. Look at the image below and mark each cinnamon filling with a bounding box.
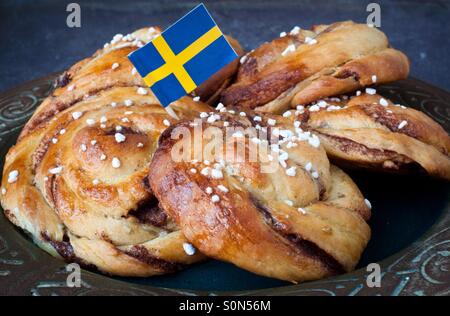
[124,245,185,273]
[335,69,360,81]
[251,196,345,275]
[41,233,97,271]
[359,104,419,139]
[129,196,168,227]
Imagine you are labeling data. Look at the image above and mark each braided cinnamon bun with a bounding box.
[149,107,371,282]
[221,21,409,114]
[0,26,244,276]
[288,92,450,180]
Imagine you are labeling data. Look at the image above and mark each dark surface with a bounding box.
[1,0,450,92]
[0,75,449,295]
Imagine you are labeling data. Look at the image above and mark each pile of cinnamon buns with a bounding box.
[2,21,449,283]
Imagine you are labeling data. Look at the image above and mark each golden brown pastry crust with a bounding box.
[291,93,450,180]
[149,109,371,283]
[221,21,410,113]
[0,26,242,276]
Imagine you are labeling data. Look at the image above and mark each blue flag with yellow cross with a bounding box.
[128,3,238,107]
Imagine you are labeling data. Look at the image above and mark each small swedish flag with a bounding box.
[128,3,238,107]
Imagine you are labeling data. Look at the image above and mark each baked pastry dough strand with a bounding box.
[149,108,371,282]
[221,21,409,113]
[289,93,450,180]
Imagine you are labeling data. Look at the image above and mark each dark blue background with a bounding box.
[0,0,449,93]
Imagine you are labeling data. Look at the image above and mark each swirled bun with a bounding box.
[289,93,450,180]
[221,21,409,113]
[0,26,244,276]
[149,107,371,282]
